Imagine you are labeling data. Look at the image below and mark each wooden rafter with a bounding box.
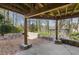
[58,8,79,17]
[24,4,35,10]
[73,4,79,11]
[72,4,79,15]
[57,12,79,19]
[24,4,32,8]
[31,7,79,19]
[71,4,78,15]
[38,3,44,8]
[49,12,55,16]
[65,7,68,15]
[25,3,70,18]
[57,9,61,16]
[0,4,26,15]
[0,3,79,20]
[11,4,28,13]
[30,9,79,20]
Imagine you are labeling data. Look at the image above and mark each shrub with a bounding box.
[0,24,23,36]
[30,23,38,32]
[0,24,12,36]
[0,14,4,24]
[69,32,79,40]
[12,26,23,33]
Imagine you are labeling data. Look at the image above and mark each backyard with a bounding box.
[0,4,79,55]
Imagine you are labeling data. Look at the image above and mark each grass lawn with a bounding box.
[38,31,51,37]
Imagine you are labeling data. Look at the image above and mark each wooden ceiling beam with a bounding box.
[49,12,55,16]
[11,4,28,13]
[38,3,44,8]
[0,3,26,15]
[57,8,79,16]
[74,4,79,11]
[57,9,61,16]
[30,11,79,20]
[24,4,32,8]
[71,4,78,15]
[24,4,35,10]
[57,12,79,19]
[30,16,55,19]
[65,7,68,15]
[25,3,71,18]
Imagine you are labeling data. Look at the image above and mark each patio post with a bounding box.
[55,19,62,44]
[20,17,32,50]
[24,17,28,44]
[56,19,58,40]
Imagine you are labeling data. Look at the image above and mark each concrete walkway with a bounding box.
[16,38,79,55]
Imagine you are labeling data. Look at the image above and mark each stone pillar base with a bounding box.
[20,44,32,50]
[55,40,62,44]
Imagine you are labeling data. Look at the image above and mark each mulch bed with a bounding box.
[0,36,24,55]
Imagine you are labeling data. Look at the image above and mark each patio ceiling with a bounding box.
[0,3,79,19]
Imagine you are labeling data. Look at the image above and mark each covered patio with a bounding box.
[0,3,79,55]
[16,38,79,55]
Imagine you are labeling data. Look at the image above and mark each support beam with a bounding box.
[24,4,35,11]
[24,4,33,9]
[55,19,62,44]
[56,19,58,40]
[38,3,44,8]
[57,9,61,16]
[71,4,78,15]
[65,7,68,15]
[20,17,32,50]
[26,3,70,18]
[24,18,28,45]
[11,4,28,13]
[0,4,26,15]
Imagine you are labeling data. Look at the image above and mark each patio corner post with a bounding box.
[55,19,62,44]
[20,17,32,50]
[56,19,58,41]
[24,17,28,45]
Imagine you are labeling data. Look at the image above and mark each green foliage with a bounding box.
[12,26,23,33]
[0,14,4,24]
[69,32,79,40]
[0,24,12,35]
[70,32,79,36]
[0,13,23,36]
[71,36,79,40]
[39,32,50,37]
[30,23,38,32]
[0,24,23,35]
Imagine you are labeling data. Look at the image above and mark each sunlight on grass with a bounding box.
[39,31,50,37]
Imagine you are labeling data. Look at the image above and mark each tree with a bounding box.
[30,23,37,32]
[0,14,4,24]
[0,24,12,35]
[38,20,41,33]
[46,20,49,32]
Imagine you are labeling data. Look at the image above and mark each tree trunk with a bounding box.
[38,20,40,33]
